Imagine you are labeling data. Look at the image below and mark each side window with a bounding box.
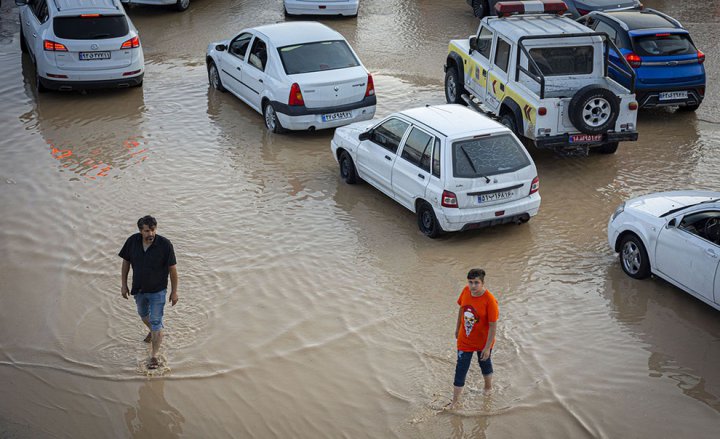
[477,26,493,60]
[431,138,441,178]
[494,38,511,73]
[595,21,618,45]
[679,212,720,245]
[32,0,49,23]
[229,33,253,61]
[370,118,410,154]
[248,38,268,71]
[400,127,433,173]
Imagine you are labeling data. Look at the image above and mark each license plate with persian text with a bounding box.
[477,190,514,204]
[322,111,352,122]
[79,51,111,61]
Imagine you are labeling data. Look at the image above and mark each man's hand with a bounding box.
[121,285,129,299]
[480,348,491,361]
[170,291,178,306]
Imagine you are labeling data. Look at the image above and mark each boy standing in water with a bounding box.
[449,268,498,409]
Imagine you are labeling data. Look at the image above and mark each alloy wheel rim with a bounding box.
[265,106,276,131]
[210,66,219,88]
[621,241,640,274]
[447,75,457,101]
[181,0,189,7]
[582,98,611,127]
[340,158,349,178]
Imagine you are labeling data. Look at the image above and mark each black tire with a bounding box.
[20,27,28,54]
[263,103,287,134]
[500,113,518,137]
[175,0,190,12]
[444,65,466,105]
[619,234,651,279]
[595,142,618,154]
[417,202,442,239]
[568,85,620,134]
[207,61,225,92]
[471,0,488,18]
[36,70,48,93]
[678,103,700,112]
[339,151,359,184]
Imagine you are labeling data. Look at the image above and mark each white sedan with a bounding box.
[608,190,720,311]
[206,22,375,133]
[284,0,359,17]
[331,105,541,238]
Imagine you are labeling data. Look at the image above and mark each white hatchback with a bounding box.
[206,22,375,133]
[17,0,144,92]
[331,104,541,238]
[608,190,720,311]
[284,0,359,17]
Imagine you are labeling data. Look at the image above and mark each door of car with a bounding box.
[391,126,434,210]
[655,211,720,303]
[24,0,48,59]
[468,25,493,102]
[356,117,410,197]
[220,32,252,97]
[241,36,269,112]
[485,35,512,114]
[591,18,634,89]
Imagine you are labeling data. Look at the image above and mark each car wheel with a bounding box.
[417,202,442,239]
[263,103,287,134]
[444,66,466,105]
[619,234,651,279]
[678,103,700,112]
[35,70,48,93]
[339,150,358,184]
[568,85,619,134]
[208,62,225,92]
[20,27,28,54]
[500,113,519,137]
[471,0,488,18]
[595,142,618,154]
[175,0,190,11]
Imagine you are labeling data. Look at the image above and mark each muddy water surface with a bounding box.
[1,0,720,437]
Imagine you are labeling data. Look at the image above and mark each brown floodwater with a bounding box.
[1,0,720,437]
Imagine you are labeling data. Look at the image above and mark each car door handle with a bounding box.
[259,79,263,83]
[236,67,242,71]
[417,174,425,179]
[482,69,487,77]
[706,248,718,258]
[384,155,391,161]
[499,83,505,92]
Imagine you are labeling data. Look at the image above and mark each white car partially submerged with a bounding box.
[331,104,541,238]
[206,22,375,133]
[608,190,720,311]
[284,0,359,17]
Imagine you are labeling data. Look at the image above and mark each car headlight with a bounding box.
[611,202,625,221]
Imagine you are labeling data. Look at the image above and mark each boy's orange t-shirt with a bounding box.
[456,287,499,352]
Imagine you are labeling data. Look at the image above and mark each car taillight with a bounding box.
[698,86,705,97]
[576,8,590,15]
[538,107,547,116]
[121,36,140,49]
[441,190,458,208]
[698,50,705,64]
[629,102,638,111]
[365,74,375,97]
[44,40,68,51]
[289,83,304,106]
[529,176,539,195]
[625,52,642,68]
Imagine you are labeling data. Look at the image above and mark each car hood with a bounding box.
[336,119,375,136]
[626,190,720,217]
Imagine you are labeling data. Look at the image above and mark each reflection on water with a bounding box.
[125,380,185,438]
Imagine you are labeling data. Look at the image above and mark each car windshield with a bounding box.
[528,46,594,76]
[632,33,696,56]
[278,40,360,75]
[53,16,129,40]
[452,134,531,178]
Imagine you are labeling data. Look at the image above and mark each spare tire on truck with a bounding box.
[568,85,620,135]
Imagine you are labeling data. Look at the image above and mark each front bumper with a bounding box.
[437,193,541,232]
[534,131,638,149]
[273,96,376,131]
[39,73,144,91]
[635,86,704,109]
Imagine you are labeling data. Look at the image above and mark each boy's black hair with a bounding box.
[467,268,486,282]
[137,215,157,230]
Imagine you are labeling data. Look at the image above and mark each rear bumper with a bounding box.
[285,1,359,15]
[437,193,541,232]
[635,86,704,109]
[121,0,177,5]
[272,95,377,130]
[40,73,144,91]
[534,131,638,149]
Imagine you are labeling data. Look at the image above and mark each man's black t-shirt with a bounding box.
[119,233,176,295]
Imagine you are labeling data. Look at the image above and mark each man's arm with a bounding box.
[455,307,463,339]
[169,265,178,306]
[480,322,497,360]
[121,260,130,299]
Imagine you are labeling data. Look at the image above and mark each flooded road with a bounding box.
[1,0,720,437]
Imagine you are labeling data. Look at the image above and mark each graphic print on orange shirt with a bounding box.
[462,305,478,337]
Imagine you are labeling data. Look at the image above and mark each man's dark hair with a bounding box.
[137,215,157,230]
[467,268,486,281]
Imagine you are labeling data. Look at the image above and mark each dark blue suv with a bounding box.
[579,9,705,111]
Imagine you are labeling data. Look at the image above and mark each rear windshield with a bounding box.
[278,40,360,75]
[53,16,129,40]
[632,34,696,56]
[452,134,531,178]
[529,46,593,76]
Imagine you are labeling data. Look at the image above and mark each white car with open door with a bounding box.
[206,21,375,133]
[284,0,359,17]
[331,104,541,238]
[608,190,720,311]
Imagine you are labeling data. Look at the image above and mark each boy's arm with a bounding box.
[455,307,463,339]
[480,322,497,360]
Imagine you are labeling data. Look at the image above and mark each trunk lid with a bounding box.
[291,66,369,108]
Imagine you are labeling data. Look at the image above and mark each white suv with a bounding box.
[17,0,144,92]
[331,105,541,238]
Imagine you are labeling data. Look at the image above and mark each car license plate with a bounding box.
[322,111,352,122]
[659,91,688,101]
[79,51,111,61]
[477,190,514,204]
[570,134,603,144]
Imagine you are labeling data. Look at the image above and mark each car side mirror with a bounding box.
[469,37,478,54]
[215,44,227,52]
[15,0,28,5]
[358,131,371,141]
[667,218,677,228]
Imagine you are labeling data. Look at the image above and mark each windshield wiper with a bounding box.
[660,198,720,217]
[460,145,490,183]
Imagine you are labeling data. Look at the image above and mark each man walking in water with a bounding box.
[119,215,178,370]
[449,268,498,409]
